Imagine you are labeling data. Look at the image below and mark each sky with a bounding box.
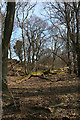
[8,2,64,60]
[9,3,46,59]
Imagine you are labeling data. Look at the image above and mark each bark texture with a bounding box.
[2,2,15,91]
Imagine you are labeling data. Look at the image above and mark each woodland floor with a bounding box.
[2,72,80,120]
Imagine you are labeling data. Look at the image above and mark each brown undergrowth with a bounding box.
[2,72,80,120]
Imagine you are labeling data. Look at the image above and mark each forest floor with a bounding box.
[2,71,80,120]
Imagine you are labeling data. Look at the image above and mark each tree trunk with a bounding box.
[2,2,15,91]
[66,28,71,74]
[22,28,27,74]
[22,9,28,74]
[76,46,80,77]
[0,9,2,92]
[52,40,57,70]
[77,54,80,77]
[72,49,77,74]
[32,41,35,69]
[76,5,80,76]
[64,3,72,73]
[27,45,31,73]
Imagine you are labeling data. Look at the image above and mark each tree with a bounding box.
[2,2,15,91]
[0,5,2,92]
[44,2,80,75]
[16,2,36,74]
[47,24,65,70]
[24,15,47,72]
[13,40,23,62]
[42,3,68,69]
[64,2,80,76]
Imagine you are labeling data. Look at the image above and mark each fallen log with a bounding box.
[17,72,53,84]
[17,69,66,84]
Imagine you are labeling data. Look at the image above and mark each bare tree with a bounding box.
[24,15,47,72]
[16,2,36,74]
[44,2,80,75]
[64,2,80,76]
[2,2,15,91]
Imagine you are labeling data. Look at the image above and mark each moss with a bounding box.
[31,71,43,76]
[18,76,26,80]
[18,70,53,83]
[18,68,67,83]
[50,70,57,74]
[50,103,64,109]
[58,71,67,74]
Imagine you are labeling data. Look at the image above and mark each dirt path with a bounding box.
[2,73,80,120]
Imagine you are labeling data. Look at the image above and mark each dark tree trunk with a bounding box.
[32,41,35,69]
[65,3,72,74]
[2,2,15,91]
[27,44,31,73]
[72,49,77,74]
[65,2,80,75]
[76,46,80,77]
[76,4,80,77]
[67,30,71,74]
